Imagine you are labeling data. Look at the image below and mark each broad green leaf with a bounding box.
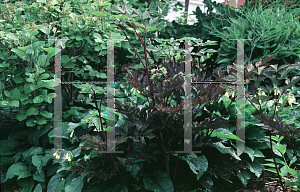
[11,48,26,60]
[39,73,49,79]
[26,107,38,116]
[7,33,18,40]
[16,113,27,121]
[10,100,19,107]
[237,169,252,186]
[39,27,50,35]
[61,55,69,64]
[11,88,20,100]
[142,11,150,19]
[210,128,244,142]
[0,82,3,90]
[143,171,174,192]
[5,162,32,182]
[32,155,43,172]
[33,95,44,103]
[26,119,35,127]
[179,153,208,180]
[12,76,23,83]
[65,173,88,192]
[47,172,66,192]
[40,111,53,118]
[246,159,263,178]
[37,55,48,67]
[37,117,47,125]
[34,184,43,192]
[209,142,241,161]
[275,145,286,155]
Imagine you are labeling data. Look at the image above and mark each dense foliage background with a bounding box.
[1,0,300,191]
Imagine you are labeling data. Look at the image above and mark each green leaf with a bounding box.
[275,145,286,156]
[209,142,241,161]
[16,113,27,121]
[65,173,88,192]
[0,82,3,90]
[37,117,47,125]
[11,48,26,60]
[143,171,174,192]
[237,169,252,186]
[39,73,50,79]
[10,100,19,107]
[34,184,43,192]
[39,27,50,35]
[210,128,244,142]
[5,162,32,182]
[26,107,38,116]
[4,90,11,97]
[12,76,23,83]
[179,153,208,180]
[33,95,44,103]
[142,11,150,19]
[11,88,20,100]
[40,111,53,118]
[62,55,69,64]
[7,33,18,40]
[26,119,35,127]
[246,159,263,178]
[32,155,43,172]
[47,172,66,192]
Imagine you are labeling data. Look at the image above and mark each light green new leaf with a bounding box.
[40,111,53,118]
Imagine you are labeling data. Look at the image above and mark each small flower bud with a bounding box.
[32,22,35,29]
[26,24,31,29]
[81,14,85,22]
[12,6,16,13]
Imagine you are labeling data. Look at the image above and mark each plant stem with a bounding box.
[159,129,170,176]
[269,130,286,192]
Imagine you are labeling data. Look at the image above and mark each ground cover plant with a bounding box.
[1,0,300,191]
